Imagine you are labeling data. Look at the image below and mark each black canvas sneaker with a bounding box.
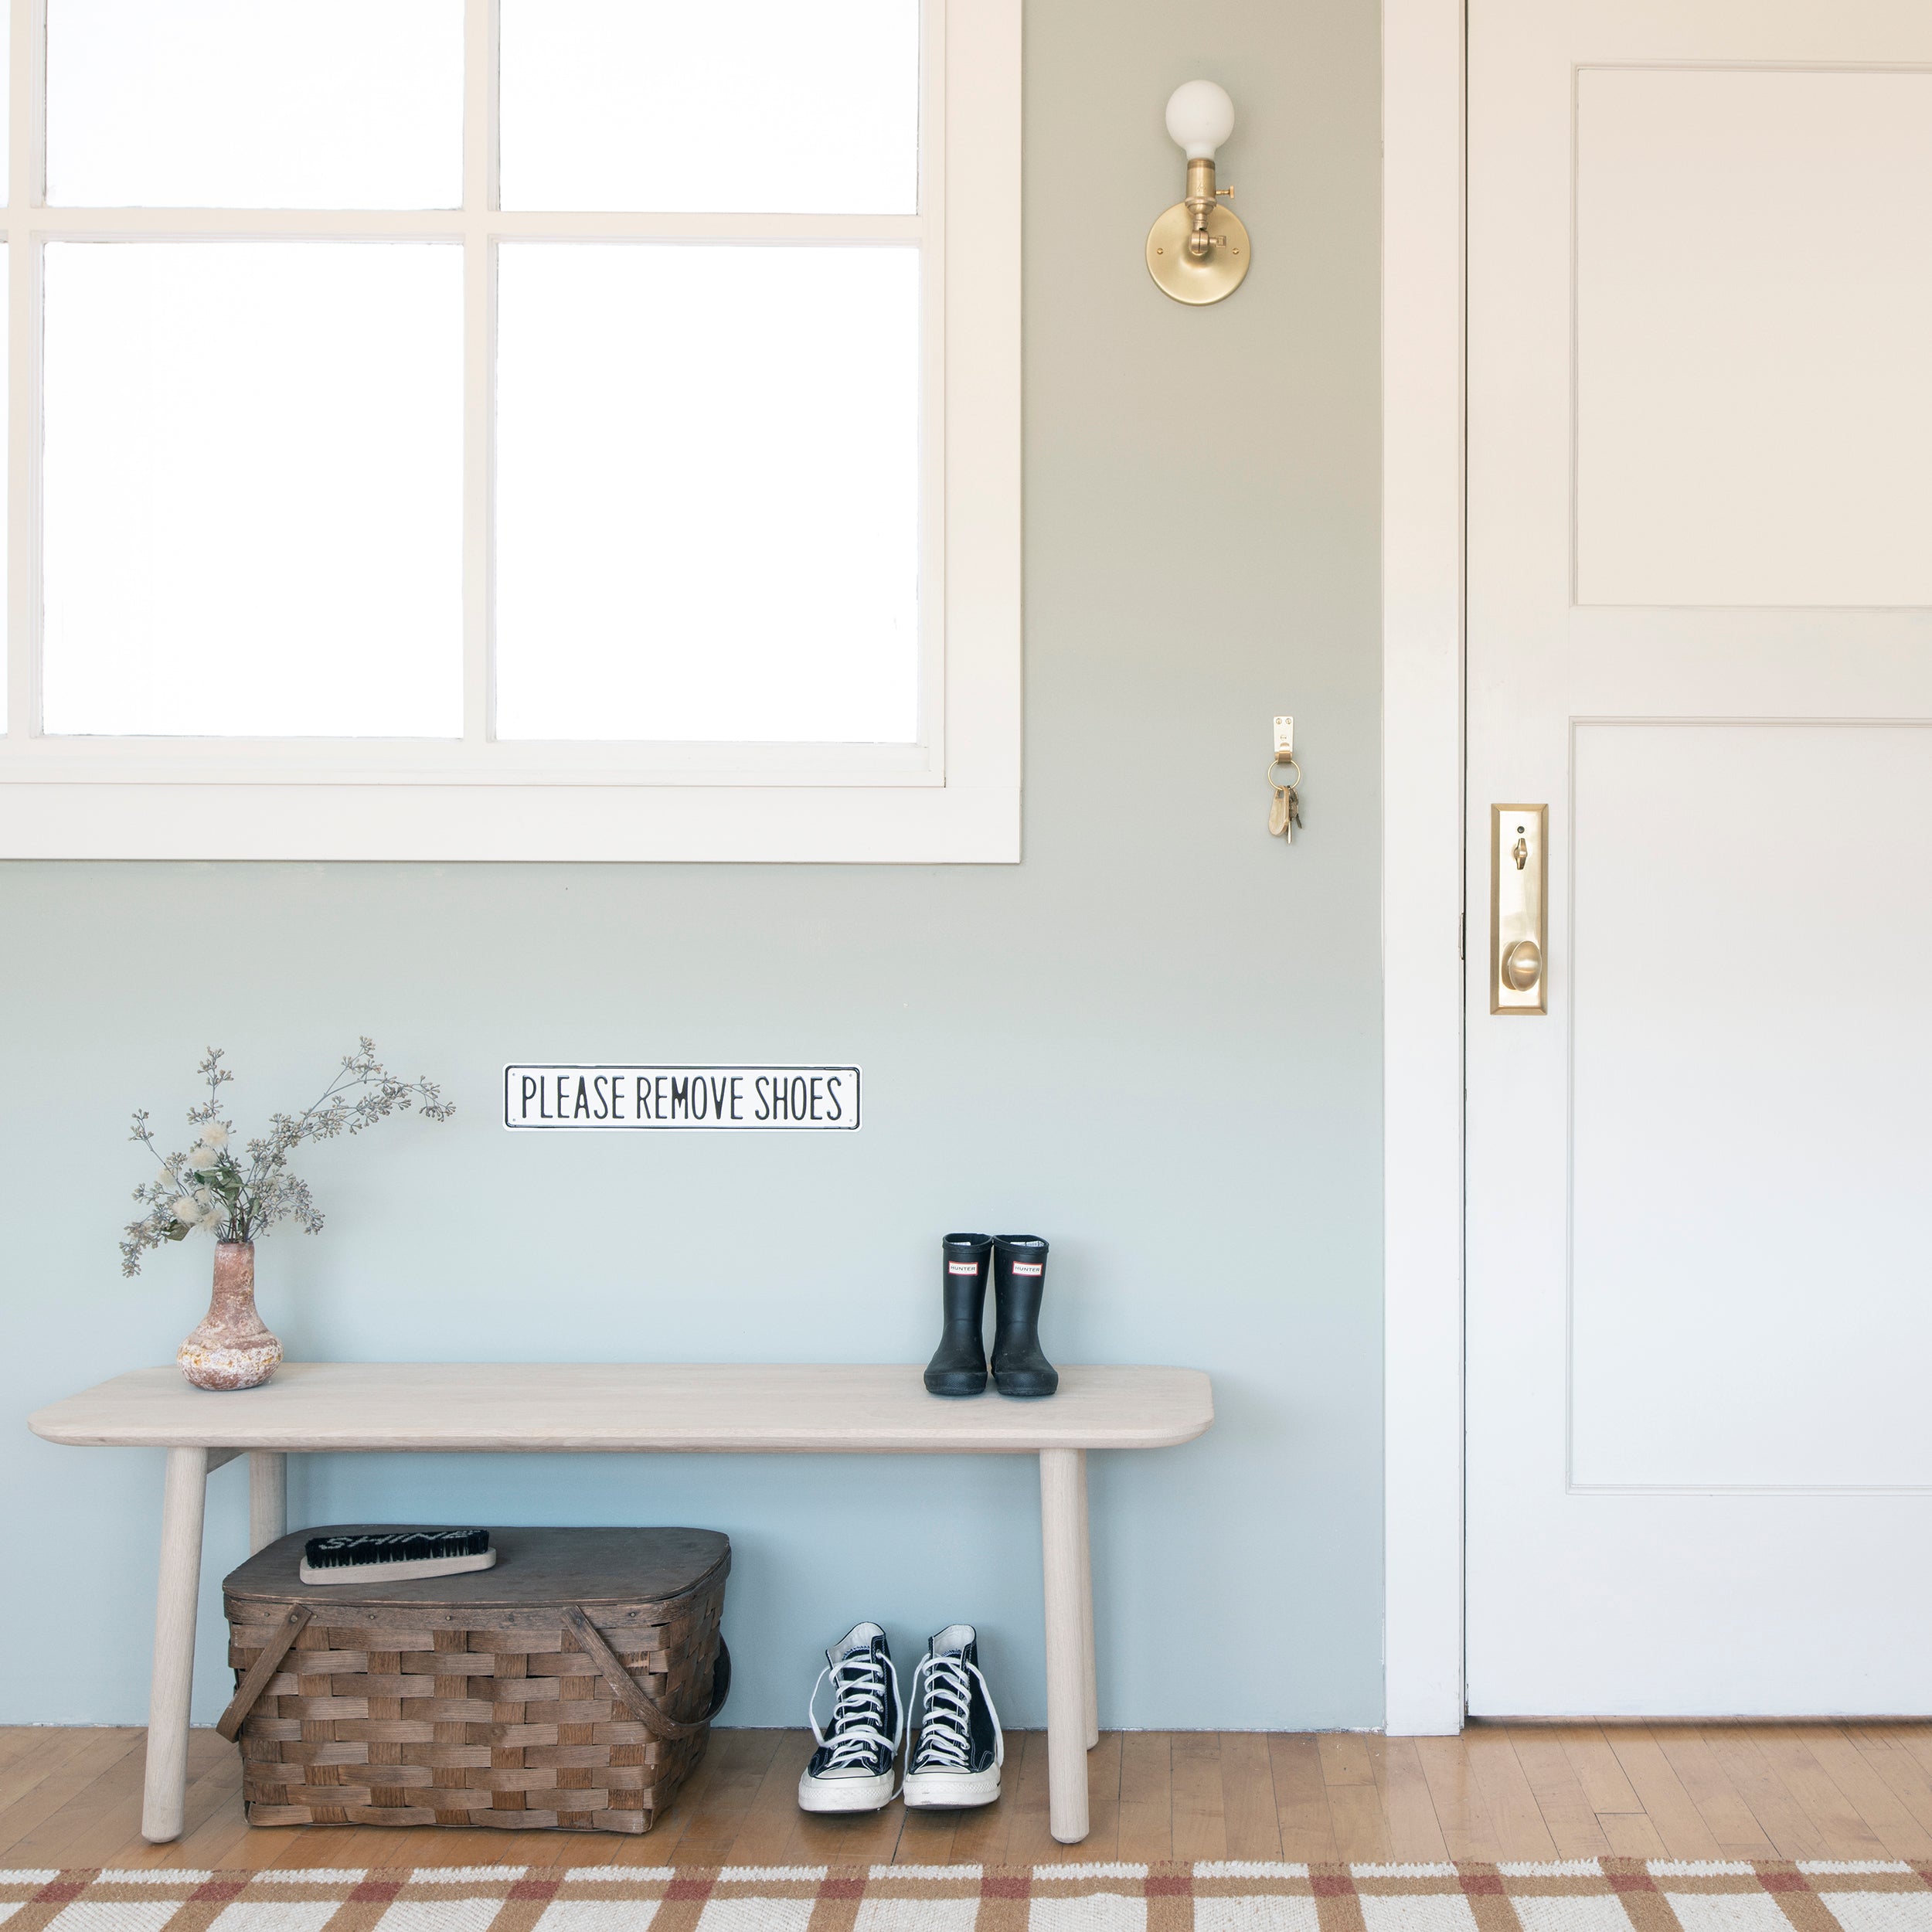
[902,1625,1004,1808]
[798,1622,904,1813]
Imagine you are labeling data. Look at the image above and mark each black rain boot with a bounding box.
[924,1233,993,1396]
[991,1236,1058,1398]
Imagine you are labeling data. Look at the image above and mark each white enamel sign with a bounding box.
[504,1064,861,1131]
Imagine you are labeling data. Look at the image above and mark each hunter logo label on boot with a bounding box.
[504,1065,861,1131]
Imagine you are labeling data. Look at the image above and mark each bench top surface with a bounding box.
[29,1362,1214,1454]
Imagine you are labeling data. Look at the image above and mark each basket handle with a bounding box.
[216,1604,314,1742]
[563,1604,729,1741]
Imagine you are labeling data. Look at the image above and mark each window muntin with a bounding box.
[24,1,928,757]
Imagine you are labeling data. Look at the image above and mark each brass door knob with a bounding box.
[1501,939,1542,992]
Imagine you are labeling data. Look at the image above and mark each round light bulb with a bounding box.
[1165,80,1236,162]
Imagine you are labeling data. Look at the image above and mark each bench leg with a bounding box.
[1039,1447,1091,1844]
[144,1446,209,1843]
[1077,1453,1098,1749]
[249,1451,287,1554]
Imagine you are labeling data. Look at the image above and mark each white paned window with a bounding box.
[0,0,1020,862]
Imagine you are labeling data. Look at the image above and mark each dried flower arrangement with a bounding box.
[121,1039,454,1277]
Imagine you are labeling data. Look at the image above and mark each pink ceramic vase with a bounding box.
[176,1240,282,1391]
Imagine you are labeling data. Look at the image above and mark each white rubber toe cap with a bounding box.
[902,1764,1002,1809]
[798,1766,899,1813]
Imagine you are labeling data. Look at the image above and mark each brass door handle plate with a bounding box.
[1491,804,1547,1015]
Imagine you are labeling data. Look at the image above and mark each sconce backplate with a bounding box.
[1145,201,1251,304]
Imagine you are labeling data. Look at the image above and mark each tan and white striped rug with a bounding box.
[2,1862,1930,1932]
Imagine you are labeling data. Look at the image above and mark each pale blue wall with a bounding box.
[0,0,1381,1731]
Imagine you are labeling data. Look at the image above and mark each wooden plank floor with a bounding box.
[9,1723,1932,1869]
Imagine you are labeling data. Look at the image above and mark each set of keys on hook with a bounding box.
[1267,716,1302,843]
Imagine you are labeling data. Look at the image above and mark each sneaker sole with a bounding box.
[798,1769,900,1814]
[903,1767,1002,1809]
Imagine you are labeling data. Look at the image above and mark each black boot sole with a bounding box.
[924,1368,989,1397]
[992,1372,1059,1399]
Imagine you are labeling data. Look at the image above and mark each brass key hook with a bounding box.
[1266,716,1302,843]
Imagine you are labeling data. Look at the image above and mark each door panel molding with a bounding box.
[1570,63,1932,609]
[1564,719,1932,1497]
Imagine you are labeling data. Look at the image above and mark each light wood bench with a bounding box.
[29,1362,1213,1848]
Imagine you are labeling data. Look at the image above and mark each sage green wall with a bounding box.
[0,0,1381,1730]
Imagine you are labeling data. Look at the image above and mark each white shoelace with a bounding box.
[911,1649,1004,1772]
[809,1645,904,1770]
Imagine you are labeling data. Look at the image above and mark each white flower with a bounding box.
[187,1145,223,1172]
[197,1123,230,1148]
[168,1194,200,1223]
[154,1166,177,1189]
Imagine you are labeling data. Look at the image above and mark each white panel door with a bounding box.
[1466,0,1932,1715]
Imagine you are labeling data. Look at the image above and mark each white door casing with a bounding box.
[1380,0,1469,1737]
[1464,0,1932,1715]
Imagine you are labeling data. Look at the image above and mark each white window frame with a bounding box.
[0,0,1020,862]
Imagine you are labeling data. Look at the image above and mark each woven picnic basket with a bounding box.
[219,1524,731,1834]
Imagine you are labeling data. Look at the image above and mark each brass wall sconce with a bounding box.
[1145,80,1250,305]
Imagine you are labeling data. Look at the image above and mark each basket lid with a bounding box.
[223,1523,730,1609]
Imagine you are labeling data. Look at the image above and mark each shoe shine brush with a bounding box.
[298,1529,497,1586]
